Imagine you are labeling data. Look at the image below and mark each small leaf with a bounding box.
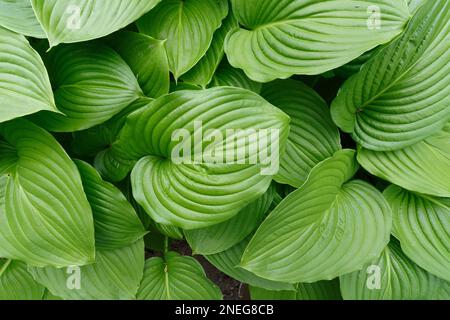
[0,259,45,300]
[210,61,262,93]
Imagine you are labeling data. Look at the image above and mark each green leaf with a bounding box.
[331,0,450,151]
[0,0,45,38]
[121,87,290,229]
[29,239,145,300]
[0,259,45,300]
[30,43,142,132]
[137,0,228,79]
[241,149,392,283]
[181,12,238,88]
[31,0,162,47]
[210,61,262,93]
[357,122,450,197]
[340,239,448,300]
[250,279,342,300]
[75,160,147,251]
[185,184,275,255]
[137,251,222,300]
[0,119,95,267]
[384,185,450,281]
[0,26,56,123]
[261,79,341,188]
[225,0,409,82]
[108,31,170,98]
[205,237,296,291]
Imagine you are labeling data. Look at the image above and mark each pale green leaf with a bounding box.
[0,259,45,300]
[225,0,409,82]
[261,79,341,188]
[137,251,222,300]
[340,239,448,300]
[331,0,450,151]
[241,149,392,283]
[181,12,238,87]
[108,31,170,98]
[29,239,145,300]
[137,0,228,79]
[31,43,142,132]
[0,26,56,123]
[185,184,275,255]
[31,0,162,47]
[0,119,95,267]
[384,185,450,281]
[0,0,45,38]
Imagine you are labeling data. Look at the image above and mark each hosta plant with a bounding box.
[0,0,448,301]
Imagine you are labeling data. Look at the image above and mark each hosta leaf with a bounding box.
[75,160,147,251]
[0,119,95,267]
[31,0,162,47]
[210,61,262,94]
[31,43,142,132]
[241,149,392,283]
[261,79,341,188]
[0,0,45,38]
[185,184,275,255]
[384,185,450,281]
[137,251,222,300]
[0,259,45,300]
[116,87,289,229]
[0,27,56,123]
[357,123,450,197]
[137,0,228,79]
[108,31,170,98]
[181,13,238,88]
[408,0,425,13]
[225,0,409,82]
[205,237,295,291]
[340,239,448,300]
[331,0,450,151]
[29,239,145,300]
[250,279,342,300]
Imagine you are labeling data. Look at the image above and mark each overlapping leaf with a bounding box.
[0,259,45,300]
[0,119,95,267]
[30,43,142,132]
[31,0,161,47]
[137,0,227,79]
[261,79,341,188]
[241,150,392,283]
[340,239,449,300]
[185,184,275,255]
[210,61,262,93]
[29,240,145,300]
[357,122,450,197]
[114,87,289,229]
[225,0,409,82]
[0,27,56,123]
[0,0,45,38]
[331,0,450,151]
[384,186,450,281]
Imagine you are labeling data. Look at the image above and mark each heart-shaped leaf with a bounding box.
[0,119,95,267]
[331,0,450,151]
[384,185,450,281]
[31,43,142,132]
[137,251,222,300]
[137,0,228,79]
[241,149,392,283]
[225,0,409,82]
[31,0,162,47]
